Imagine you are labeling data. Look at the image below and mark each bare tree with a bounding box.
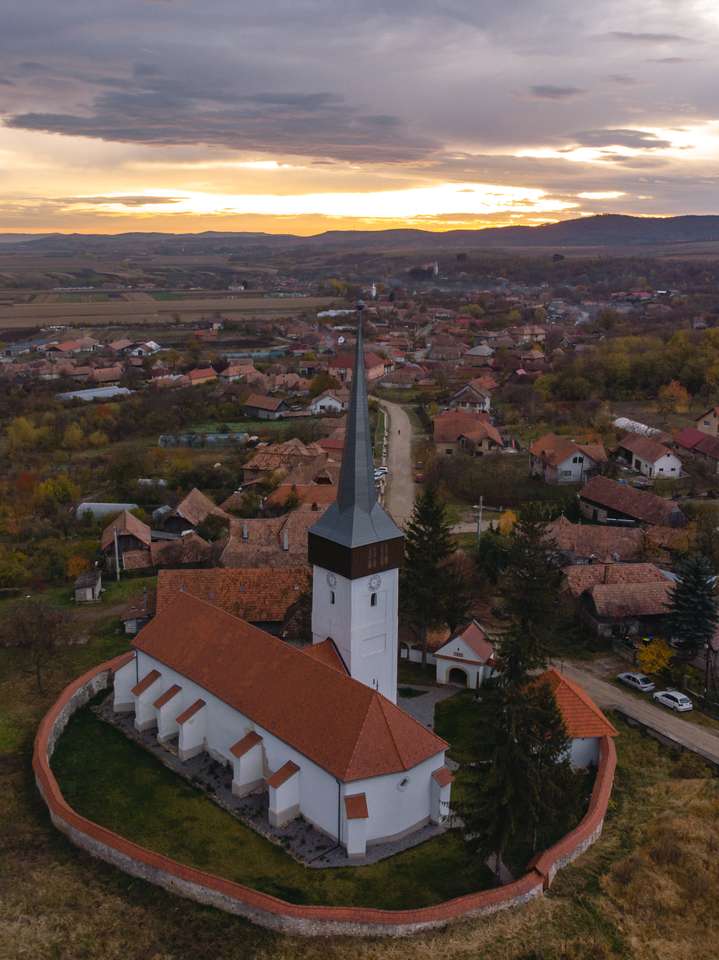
[0,599,73,693]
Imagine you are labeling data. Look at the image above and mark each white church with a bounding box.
[113,310,453,859]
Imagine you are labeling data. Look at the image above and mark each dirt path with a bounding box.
[378,399,415,527]
[560,660,719,765]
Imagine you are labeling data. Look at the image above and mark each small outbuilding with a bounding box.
[434,620,497,689]
[74,568,102,603]
[538,668,618,768]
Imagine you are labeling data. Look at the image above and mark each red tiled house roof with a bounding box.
[539,668,618,739]
[100,510,152,551]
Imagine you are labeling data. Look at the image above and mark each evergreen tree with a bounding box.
[401,486,463,666]
[667,552,719,694]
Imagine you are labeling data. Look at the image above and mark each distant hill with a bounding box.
[5,215,719,254]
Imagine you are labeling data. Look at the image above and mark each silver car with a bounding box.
[617,672,655,693]
[652,690,693,712]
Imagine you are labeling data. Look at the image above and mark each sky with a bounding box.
[1,0,719,235]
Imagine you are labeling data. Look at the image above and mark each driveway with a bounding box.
[378,399,415,527]
[559,660,719,765]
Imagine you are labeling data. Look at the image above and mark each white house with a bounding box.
[111,311,453,859]
[309,389,349,415]
[435,620,497,689]
[539,669,617,769]
[615,434,682,480]
[529,434,607,485]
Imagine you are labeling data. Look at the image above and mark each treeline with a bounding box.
[539,329,719,402]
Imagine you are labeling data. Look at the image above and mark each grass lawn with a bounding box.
[52,706,494,910]
[191,420,296,435]
[38,574,157,610]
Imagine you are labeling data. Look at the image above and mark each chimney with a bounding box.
[242,521,249,542]
[282,529,289,551]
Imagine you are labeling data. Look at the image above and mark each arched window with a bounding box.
[370,592,377,607]
[330,591,335,605]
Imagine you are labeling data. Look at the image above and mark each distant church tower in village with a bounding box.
[308,304,404,703]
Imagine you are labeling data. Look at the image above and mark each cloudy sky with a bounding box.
[2,0,719,234]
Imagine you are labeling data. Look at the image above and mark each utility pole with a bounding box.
[114,527,121,582]
[474,496,484,547]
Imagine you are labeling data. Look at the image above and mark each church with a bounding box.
[112,310,453,859]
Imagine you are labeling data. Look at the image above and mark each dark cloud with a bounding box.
[572,128,672,149]
[606,31,693,42]
[529,85,585,99]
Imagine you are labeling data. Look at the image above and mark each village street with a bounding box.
[378,399,415,528]
[560,659,719,765]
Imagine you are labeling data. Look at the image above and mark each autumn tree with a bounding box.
[658,380,690,415]
[62,423,84,450]
[637,638,673,676]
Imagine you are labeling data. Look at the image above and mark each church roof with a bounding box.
[134,592,445,782]
[309,308,402,549]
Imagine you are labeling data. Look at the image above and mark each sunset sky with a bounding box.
[2,0,719,235]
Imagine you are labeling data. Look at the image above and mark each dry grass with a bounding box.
[2,604,719,959]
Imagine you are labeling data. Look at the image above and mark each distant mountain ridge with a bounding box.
[4,214,719,253]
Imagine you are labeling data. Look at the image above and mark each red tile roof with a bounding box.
[173,488,229,527]
[175,698,206,724]
[530,433,607,467]
[580,476,685,527]
[244,393,285,412]
[433,409,494,444]
[563,563,666,599]
[302,639,347,674]
[540,669,618,739]
[431,766,454,788]
[617,433,674,464]
[436,620,494,663]
[694,434,719,461]
[230,731,263,758]
[674,427,706,451]
[131,669,161,697]
[134,593,446,782]
[545,516,643,561]
[153,684,182,709]
[344,793,369,820]
[265,483,337,509]
[267,760,299,789]
[588,580,672,618]
[156,567,308,624]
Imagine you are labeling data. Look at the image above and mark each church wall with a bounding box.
[349,752,446,845]
[133,651,342,841]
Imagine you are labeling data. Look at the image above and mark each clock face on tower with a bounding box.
[326,572,337,587]
[369,575,381,590]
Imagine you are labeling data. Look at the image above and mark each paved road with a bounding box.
[379,399,415,527]
[559,661,719,765]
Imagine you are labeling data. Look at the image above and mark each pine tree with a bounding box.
[401,486,465,666]
[667,552,719,695]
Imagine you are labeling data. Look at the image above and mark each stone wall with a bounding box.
[33,655,616,938]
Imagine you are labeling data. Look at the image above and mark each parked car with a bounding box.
[617,672,656,693]
[652,690,694,712]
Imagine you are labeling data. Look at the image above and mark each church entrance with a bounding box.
[448,667,469,687]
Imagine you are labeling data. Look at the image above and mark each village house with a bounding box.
[675,427,719,475]
[694,405,719,437]
[121,588,156,635]
[544,516,645,564]
[100,510,152,573]
[579,580,672,641]
[219,505,329,568]
[243,393,288,420]
[433,620,497,689]
[241,438,334,485]
[186,367,218,386]
[265,483,337,511]
[529,434,607,485]
[220,362,257,383]
[163,488,230,535]
[112,317,452,859]
[308,388,350,415]
[447,379,492,414]
[328,351,386,383]
[579,476,687,528]
[433,409,502,457]
[615,434,682,479]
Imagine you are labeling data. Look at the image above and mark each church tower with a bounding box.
[308,304,404,703]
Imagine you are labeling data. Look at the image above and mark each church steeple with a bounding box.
[308,302,403,579]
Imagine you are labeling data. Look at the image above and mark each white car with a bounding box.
[617,672,655,693]
[374,466,388,476]
[652,690,694,712]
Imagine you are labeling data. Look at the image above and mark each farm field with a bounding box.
[0,295,336,329]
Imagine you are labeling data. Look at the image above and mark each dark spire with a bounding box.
[309,302,402,550]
